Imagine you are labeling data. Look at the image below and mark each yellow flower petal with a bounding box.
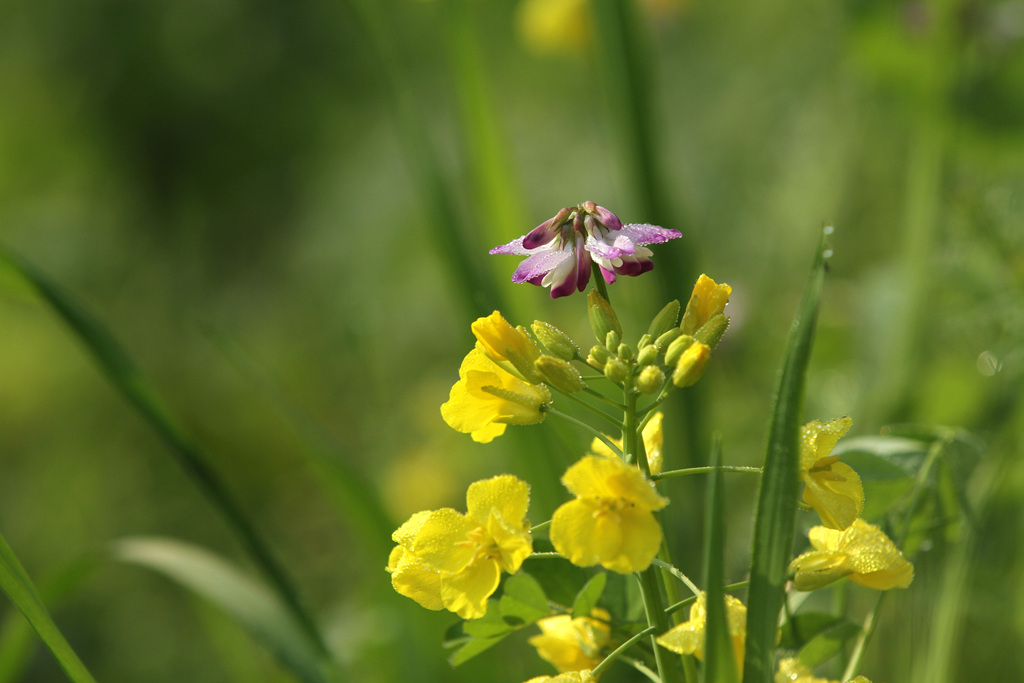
[529,609,610,673]
[657,592,746,669]
[441,558,501,620]
[799,417,853,471]
[410,508,479,574]
[791,519,913,591]
[524,671,596,683]
[466,474,531,528]
[550,496,663,573]
[681,274,732,335]
[774,657,873,683]
[472,311,543,381]
[386,545,444,612]
[561,456,668,511]
[799,417,862,529]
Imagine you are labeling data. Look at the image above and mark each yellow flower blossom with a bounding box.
[775,657,872,683]
[529,608,611,674]
[386,475,533,619]
[789,519,914,592]
[472,310,544,383]
[441,345,551,443]
[550,455,668,573]
[799,417,863,530]
[656,592,746,671]
[524,671,596,683]
[680,274,732,335]
[590,411,664,474]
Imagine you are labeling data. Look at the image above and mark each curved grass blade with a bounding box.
[0,531,97,683]
[0,248,330,660]
[0,556,98,683]
[113,537,333,683]
[742,229,830,683]
[703,434,739,683]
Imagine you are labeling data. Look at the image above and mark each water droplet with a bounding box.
[823,249,834,258]
[977,350,1002,376]
[823,225,835,235]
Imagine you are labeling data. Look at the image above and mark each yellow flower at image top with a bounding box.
[550,455,668,573]
[386,475,533,619]
[590,411,664,475]
[789,519,914,592]
[528,608,611,675]
[441,345,551,443]
[775,657,872,683]
[799,417,864,530]
[656,592,747,671]
[680,274,732,336]
[524,671,596,683]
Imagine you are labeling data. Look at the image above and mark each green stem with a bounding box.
[592,626,655,677]
[651,466,762,481]
[543,407,623,457]
[582,386,627,410]
[650,559,700,596]
[559,390,625,430]
[665,581,749,616]
[591,262,611,303]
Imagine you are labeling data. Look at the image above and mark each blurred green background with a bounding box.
[1,0,1022,681]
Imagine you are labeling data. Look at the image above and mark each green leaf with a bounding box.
[463,601,514,639]
[742,229,829,683]
[112,537,331,683]
[448,635,506,667]
[703,434,739,683]
[525,550,588,607]
[778,612,843,650]
[499,573,549,625]
[0,249,328,659]
[571,573,607,619]
[797,620,862,668]
[0,530,97,683]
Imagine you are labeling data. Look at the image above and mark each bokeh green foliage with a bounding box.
[1,0,1023,681]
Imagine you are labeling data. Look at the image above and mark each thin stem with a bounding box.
[530,519,551,534]
[591,262,611,303]
[651,466,761,482]
[582,386,628,410]
[650,558,700,596]
[592,626,655,677]
[666,581,749,616]
[527,551,562,560]
[638,568,685,683]
[559,390,625,430]
[618,655,661,683]
[543,406,623,456]
[636,381,676,422]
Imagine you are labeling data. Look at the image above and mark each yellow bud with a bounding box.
[604,357,629,384]
[588,289,621,343]
[637,365,665,394]
[535,356,586,393]
[647,299,680,339]
[672,342,710,387]
[664,334,695,367]
[531,321,580,361]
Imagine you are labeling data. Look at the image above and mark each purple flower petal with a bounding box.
[585,233,636,260]
[511,248,571,283]
[600,266,616,284]
[620,223,681,246]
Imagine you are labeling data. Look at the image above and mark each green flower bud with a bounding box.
[672,342,711,387]
[588,289,622,343]
[587,345,611,371]
[637,365,665,394]
[694,314,730,350]
[531,321,580,361]
[617,342,633,361]
[535,356,586,393]
[604,357,629,384]
[637,344,659,367]
[605,330,620,351]
[654,328,682,351]
[664,334,695,367]
[637,333,654,350]
[647,299,681,339]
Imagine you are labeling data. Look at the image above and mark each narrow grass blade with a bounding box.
[0,531,97,683]
[742,230,830,683]
[0,249,329,660]
[703,434,739,683]
[113,537,332,683]
[0,557,98,683]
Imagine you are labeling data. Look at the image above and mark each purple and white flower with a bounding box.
[490,202,681,298]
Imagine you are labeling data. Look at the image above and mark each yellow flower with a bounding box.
[799,417,863,530]
[656,592,746,671]
[441,345,551,443]
[472,310,544,383]
[386,475,533,619]
[775,657,872,683]
[516,0,591,56]
[789,519,914,592]
[529,608,611,674]
[590,411,664,474]
[550,455,668,573]
[524,671,596,683]
[680,274,732,335]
